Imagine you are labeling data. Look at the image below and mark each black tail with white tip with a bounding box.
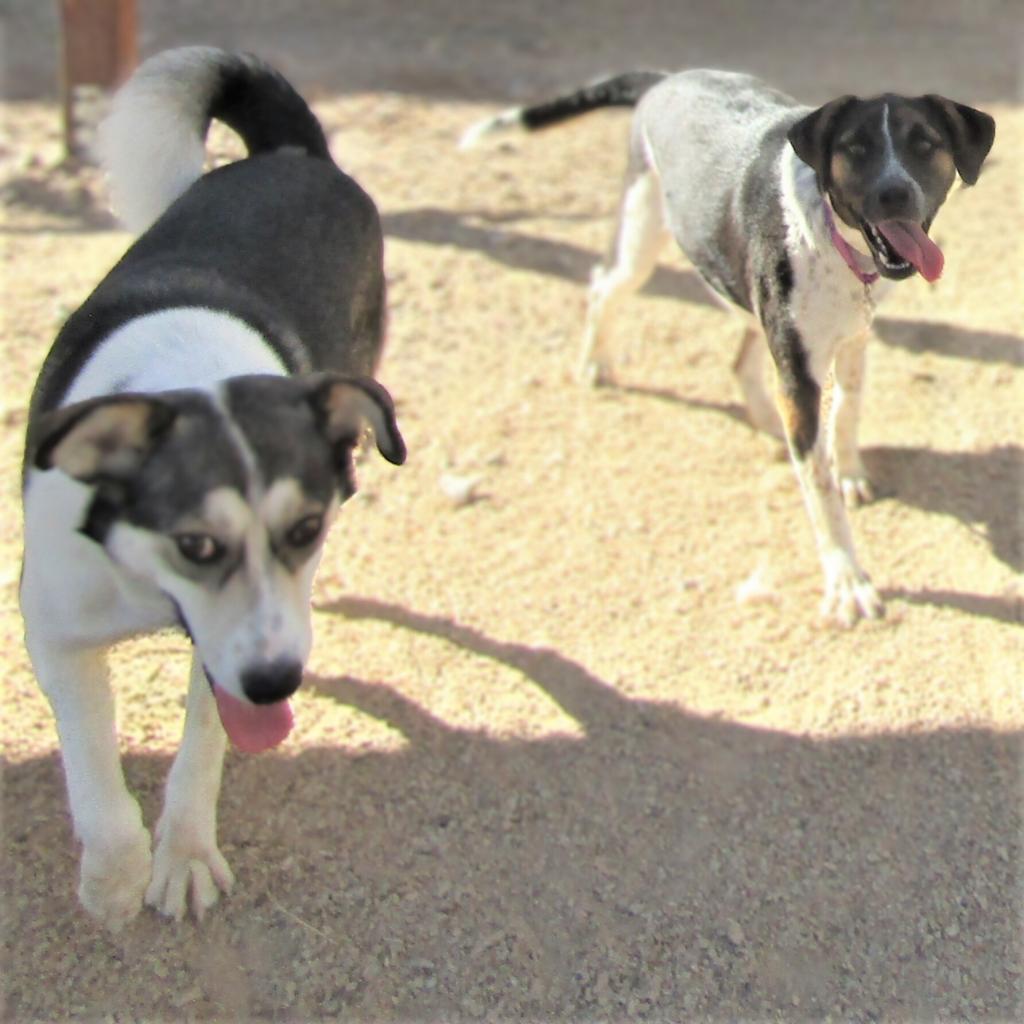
[98,46,330,233]
[460,70,666,149]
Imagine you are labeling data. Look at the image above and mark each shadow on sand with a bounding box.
[4,597,1021,1020]
[385,206,1024,370]
[874,318,1024,369]
[383,206,717,308]
[864,444,1023,574]
[0,172,118,234]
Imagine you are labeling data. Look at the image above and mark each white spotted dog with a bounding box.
[463,70,994,625]
[20,47,406,929]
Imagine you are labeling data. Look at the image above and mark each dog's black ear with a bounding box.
[921,96,995,185]
[788,95,858,190]
[33,394,178,483]
[306,374,406,466]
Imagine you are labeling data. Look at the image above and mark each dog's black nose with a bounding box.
[877,182,912,215]
[241,659,303,704]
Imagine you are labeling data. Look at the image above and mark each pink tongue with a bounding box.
[213,685,293,753]
[877,220,944,282]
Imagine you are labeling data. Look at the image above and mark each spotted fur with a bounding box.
[465,68,994,624]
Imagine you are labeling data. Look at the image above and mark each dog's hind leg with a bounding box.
[146,655,234,921]
[733,324,785,438]
[25,640,152,930]
[829,330,875,507]
[579,168,670,385]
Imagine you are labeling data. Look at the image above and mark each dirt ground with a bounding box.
[2,2,1022,1021]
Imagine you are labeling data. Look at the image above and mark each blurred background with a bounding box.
[6,0,1022,108]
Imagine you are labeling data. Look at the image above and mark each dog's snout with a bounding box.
[876,182,912,217]
[241,659,303,704]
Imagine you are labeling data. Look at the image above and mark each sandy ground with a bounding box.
[2,2,1023,1021]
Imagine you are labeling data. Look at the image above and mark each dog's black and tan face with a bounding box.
[789,93,995,280]
[33,374,405,752]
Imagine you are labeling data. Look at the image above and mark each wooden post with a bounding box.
[59,0,138,156]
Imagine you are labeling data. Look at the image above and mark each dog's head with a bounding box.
[33,373,405,752]
[788,93,994,281]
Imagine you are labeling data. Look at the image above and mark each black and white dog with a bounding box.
[463,70,994,625]
[20,47,406,928]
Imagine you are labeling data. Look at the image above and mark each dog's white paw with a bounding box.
[145,819,234,922]
[839,472,876,508]
[822,563,885,627]
[78,824,152,931]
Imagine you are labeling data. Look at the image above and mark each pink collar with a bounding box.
[822,201,879,285]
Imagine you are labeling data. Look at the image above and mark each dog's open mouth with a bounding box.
[861,218,944,282]
[206,671,294,753]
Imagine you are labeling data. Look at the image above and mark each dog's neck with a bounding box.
[780,147,879,287]
[822,200,879,285]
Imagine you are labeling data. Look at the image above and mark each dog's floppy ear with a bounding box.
[305,374,406,466]
[788,95,858,191]
[33,394,178,483]
[921,96,995,185]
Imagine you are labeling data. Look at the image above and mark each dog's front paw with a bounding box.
[145,819,234,922]
[79,825,152,931]
[822,562,885,627]
[839,472,876,508]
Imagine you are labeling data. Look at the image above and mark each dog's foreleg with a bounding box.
[26,639,152,929]
[579,169,669,386]
[771,335,884,625]
[732,325,785,439]
[146,655,234,921]
[829,330,875,507]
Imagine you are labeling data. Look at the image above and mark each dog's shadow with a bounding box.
[597,393,1021,613]
[4,596,1021,1020]
[0,171,118,234]
[609,381,753,431]
[384,206,1024,372]
[875,316,1024,368]
[383,206,716,307]
[863,443,1023,574]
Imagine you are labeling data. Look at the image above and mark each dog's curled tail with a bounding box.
[459,70,666,150]
[98,46,330,234]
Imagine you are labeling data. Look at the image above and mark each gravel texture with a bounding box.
[2,2,1022,1021]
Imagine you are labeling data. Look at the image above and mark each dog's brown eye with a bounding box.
[285,514,323,548]
[175,533,225,565]
[844,140,868,159]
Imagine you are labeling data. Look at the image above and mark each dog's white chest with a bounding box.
[792,247,875,330]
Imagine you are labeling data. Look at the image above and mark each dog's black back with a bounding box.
[28,51,385,447]
[103,155,382,375]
